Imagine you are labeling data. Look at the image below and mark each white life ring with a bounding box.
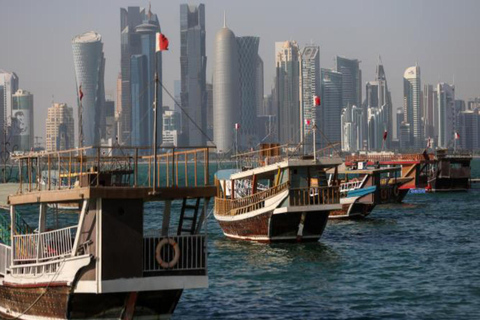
[155,238,180,269]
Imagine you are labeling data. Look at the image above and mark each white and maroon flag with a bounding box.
[235,123,240,130]
[383,130,388,141]
[156,33,169,52]
[313,95,321,106]
[454,131,460,140]
[79,85,84,101]
[305,119,311,126]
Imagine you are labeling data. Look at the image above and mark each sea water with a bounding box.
[174,159,480,319]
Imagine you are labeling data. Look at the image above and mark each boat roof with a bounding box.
[230,157,342,180]
[215,168,242,180]
[327,163,401,175]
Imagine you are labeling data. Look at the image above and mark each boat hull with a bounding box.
[215,208,331,243]
[329,196,375,219]
[0,283,182,319]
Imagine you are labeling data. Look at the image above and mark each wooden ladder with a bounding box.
[177,197,211,235]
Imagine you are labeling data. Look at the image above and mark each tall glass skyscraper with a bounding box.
[300,45,320,152]
[120,6,161,147]
[237,36,261,148]
[275,41,300,144]
[321,68,343,147]
[403,65,422,148]
[436,83,455,148]
[72,31,105,147]
[12,89,34,151]
[180,4,207,146]
[213,19,240,153]
[335,57,362,108]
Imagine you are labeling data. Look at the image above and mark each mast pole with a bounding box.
[152,53,159,194]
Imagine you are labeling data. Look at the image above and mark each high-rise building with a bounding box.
[11,89,34,151]
[72,31,105,148]
[458,110,479,150]
[120,6,161,146]
[396,108,404,142]
[436,83,455,148]
[130,54,149,147]
[365,60,393,150]
[162,108,181,146]
[45,103,74,152]
[341,104,364,152]
[300,45,320,152]
[335,57,362,108]
[237,36,261,148]
[403,65,422,148]
[104,99,116,142]
[256,56,264,117]
[275,41,301,144]
[213,19,240,153]
[180,4,207,146]
[321,68,343,147]
[0,70,19,128]
[206,83,213,140]
[423,84,436,141]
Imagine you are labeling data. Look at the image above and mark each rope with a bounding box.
[5,257,67,319]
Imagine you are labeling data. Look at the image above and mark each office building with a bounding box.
[436,83,455,148]
[403,65,422,148]
[11,89,34,151]
[335,56,361,108]
[321,68,343,147]
[341,104,364,152]
[180,4,207,146]
[213,18,240,153]
[237,36,261,148]
[45,103,74,152]
[300,45,320,152]
[120,6,161,146]
[72,31,105,147]
[275,41,301,144]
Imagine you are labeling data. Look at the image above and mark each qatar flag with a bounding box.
[79,85,84,101]
[156,33,169,52]
[235,123,240,130]
[454,132,460,140]
[305,119,311,126]
[313,95,321,106]
[383,130,388,141]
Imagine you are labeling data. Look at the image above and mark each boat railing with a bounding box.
[346,153,435,163]
[13,145,214,194]
[340,180,363,193]
[215,182,290,216]
[12,226,77,263]
[143,233,206,273]
[289,186,340,206]
[0,243,11,276]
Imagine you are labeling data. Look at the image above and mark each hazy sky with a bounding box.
[1,0,479,142]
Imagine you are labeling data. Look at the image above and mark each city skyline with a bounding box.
[1,0,480,143]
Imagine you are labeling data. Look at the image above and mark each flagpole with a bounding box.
[152,49,159,194]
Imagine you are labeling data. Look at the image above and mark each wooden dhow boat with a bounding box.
[214,145,342,242]
[0,145,215,319]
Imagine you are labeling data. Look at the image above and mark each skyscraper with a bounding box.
[120,6,161,146]
[436,83,455,148]
[130,54,149,146]
[300,45,320,152]
[341,104,364,152]
[72,31,105,147]
[423,84,436,142]
[335,57,362,108]
[403,65,422,148]
[0,70,19,128]
[275,41,300,144]
[180,4,207,146]
[365,60,393,150]
[45,103,74,152]
[11,89,34,151]
[213,18,240,153]
[321,68,343,147]
[237,36,261,148]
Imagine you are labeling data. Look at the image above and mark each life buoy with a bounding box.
[155,238,180,269]
[380,188,388,200]
[393,185,400,197]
